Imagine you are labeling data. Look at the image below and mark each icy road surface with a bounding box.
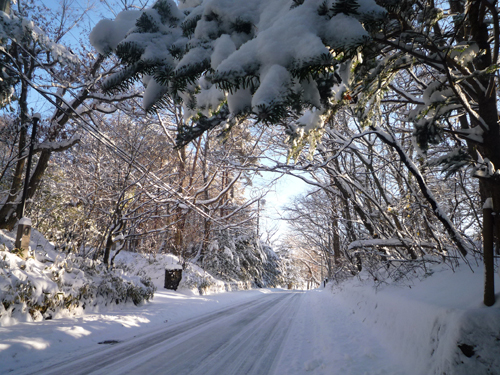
[10,289,404,375]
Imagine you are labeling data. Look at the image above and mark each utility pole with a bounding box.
[19,115,39,218]
[255,196,265,239]
[257,198,260,238]
[320,255,324,287]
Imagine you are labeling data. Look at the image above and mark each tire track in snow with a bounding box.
[186,292,302,375]
[35,291,302,375]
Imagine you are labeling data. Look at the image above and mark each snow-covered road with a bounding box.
[9,289,404,375]
[37,291,299,375]
[2,264,499,375]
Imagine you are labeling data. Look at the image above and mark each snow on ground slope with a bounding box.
[0,230,155,327]
[0,226,247,329]
[113,250,259,295]
[113,251,228,294]
[333,263,500,375]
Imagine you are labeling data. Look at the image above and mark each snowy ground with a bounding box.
[1,261,499,374]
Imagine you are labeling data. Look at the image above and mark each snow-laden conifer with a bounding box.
[91,0,386,147]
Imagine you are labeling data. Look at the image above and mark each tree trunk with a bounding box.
[483,199,495,306]
[468,1,500,303]
[0,55,103,229]
[0,71,29,229]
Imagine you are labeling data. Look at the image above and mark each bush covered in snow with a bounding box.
[178,262,226,295]
[0,229,155,326]
[200,232,284,288]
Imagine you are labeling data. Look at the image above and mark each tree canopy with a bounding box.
[91,0,500,176]
[90,0,386,145]
[92,0,500,304]
[93,1,500,229]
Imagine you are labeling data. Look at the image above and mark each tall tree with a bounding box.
[0,0,147,229]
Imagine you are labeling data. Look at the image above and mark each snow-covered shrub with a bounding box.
[178,262,225,295]
[200,232,284,288]
[76,258,156,307]
[0,230,155,326]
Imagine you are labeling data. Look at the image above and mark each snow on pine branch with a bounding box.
[90,0,386,141]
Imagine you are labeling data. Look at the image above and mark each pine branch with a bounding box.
[331,0,360,17]
[136,13,160,33]
[230,18,254,35]
[181,14,202,37]
[290,0,305,9]
[175,103,230,148]
[153,0,180,23]
[116,42,145,65]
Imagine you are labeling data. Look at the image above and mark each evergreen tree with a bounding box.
[90,0,384,145]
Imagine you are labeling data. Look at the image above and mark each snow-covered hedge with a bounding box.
[0,230,155,326]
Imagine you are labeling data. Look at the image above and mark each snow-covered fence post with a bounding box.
[483,198,495,307]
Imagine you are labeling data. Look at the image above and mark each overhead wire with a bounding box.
[8,39,219,223]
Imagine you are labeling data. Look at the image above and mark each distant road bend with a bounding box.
[38,291,302,375]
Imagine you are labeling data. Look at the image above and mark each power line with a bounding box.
[6,41,219,223]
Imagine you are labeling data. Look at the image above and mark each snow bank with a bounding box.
[113,251,256,296]
[113,251,227,295]
[333,264,500,375]
[0,229,155,327]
